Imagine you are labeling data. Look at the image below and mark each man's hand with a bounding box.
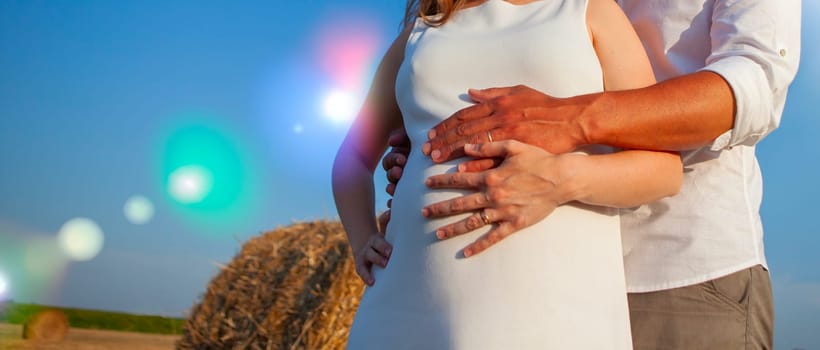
[377,128,411,233]
[422,85,591,163]
[421,141,575,257]
[382,129,411,196]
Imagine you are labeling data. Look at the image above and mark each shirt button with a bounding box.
[779,49,787,57]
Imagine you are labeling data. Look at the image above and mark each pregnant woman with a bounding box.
[332,0,682,348]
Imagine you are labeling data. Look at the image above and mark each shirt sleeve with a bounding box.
[699,0,801,150]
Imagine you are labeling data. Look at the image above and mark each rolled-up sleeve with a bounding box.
[701,0,801,150]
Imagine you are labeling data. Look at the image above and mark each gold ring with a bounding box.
[480,210,491,225]
[486,130,493,143]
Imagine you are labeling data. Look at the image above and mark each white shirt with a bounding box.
[617,0,802,292]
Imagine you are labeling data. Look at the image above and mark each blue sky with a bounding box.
[0,1,817,348]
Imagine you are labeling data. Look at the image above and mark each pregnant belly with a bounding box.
[357,151,629,347]
[374,149,620,299]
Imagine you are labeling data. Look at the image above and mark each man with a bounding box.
[380,0,801,348]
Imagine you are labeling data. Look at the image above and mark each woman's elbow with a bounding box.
[331,147,352,191]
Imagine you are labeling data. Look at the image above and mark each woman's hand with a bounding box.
[353,232,393,286]
[422,141,575,257]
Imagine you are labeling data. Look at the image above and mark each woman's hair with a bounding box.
[404,0,469,27]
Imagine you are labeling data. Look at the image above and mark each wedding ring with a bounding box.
[480,210,491,225]
[486,130,493,143]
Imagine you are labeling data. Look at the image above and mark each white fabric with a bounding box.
[347,0,632,348]
[617,0,801,292]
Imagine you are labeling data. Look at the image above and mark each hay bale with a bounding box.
[178,221,366,350]
[22,309,69,341]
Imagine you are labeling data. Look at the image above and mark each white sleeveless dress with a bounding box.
[347,1,632,348]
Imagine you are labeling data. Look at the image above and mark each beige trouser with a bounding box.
[628,265,774,350]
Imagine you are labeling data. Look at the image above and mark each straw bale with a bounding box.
[177,221,365,350]
[22,309,69,341]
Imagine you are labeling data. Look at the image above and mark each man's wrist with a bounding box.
[573,91,610,148]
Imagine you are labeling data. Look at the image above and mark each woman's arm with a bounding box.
[332,25,411,284]
[420,0,681,257]
[568,0,682,207]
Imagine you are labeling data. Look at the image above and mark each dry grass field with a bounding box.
[0,221,362,350]
[0,323,178,350]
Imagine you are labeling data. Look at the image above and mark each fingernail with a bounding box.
[428,130,436,139]
[381,258,388,266]
[397,157,406,165]
[436,230,446,239]
[431,150,441,160]
[463,249,472,258]
[368,278,374,285]
[457,164,466,172]
[464,144,475,151]
[421,207,429,217]
[424,178,432,186]
[386,247,392,256]
[422,143,431,155]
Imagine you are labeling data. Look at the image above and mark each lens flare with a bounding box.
[57,218,104,261]
[314,19,381,90]
[323,89,360,123]
[0,272,8,300]
[155,118,262,234]
[1,222,69,302]
[293,123,304,134]
[168,165,214,204]
[124,195,155,224]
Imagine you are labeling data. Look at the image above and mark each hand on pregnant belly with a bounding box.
[353,232,393,286]
[423,86,585,163]
[422,141,573,257]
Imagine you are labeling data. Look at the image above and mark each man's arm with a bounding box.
[424,0,802,160]
[586,0,801,152]
[421,73,732,162]
[580,71,734,151]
